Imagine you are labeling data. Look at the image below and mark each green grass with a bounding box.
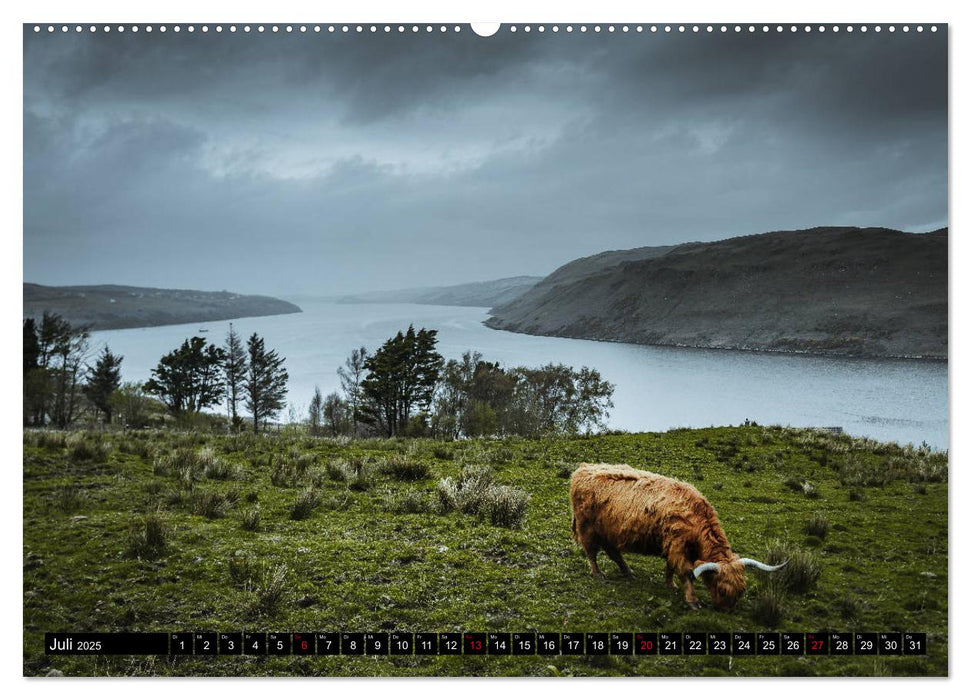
[22,426,948,677]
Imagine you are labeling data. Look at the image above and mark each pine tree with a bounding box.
[244,333,289,433]
[359,326,443,436]
[84,346,123,424]
[144,337,226,414]
[223,323,248,429]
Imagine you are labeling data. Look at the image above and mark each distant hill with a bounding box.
[338,276,542,308]
[23,284,302,331]
[486,227,947,360]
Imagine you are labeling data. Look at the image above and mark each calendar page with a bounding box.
[22,20,947,678]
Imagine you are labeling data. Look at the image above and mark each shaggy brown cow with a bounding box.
[570,463,785,610]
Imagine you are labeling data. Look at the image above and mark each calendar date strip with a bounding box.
[45,631,927,656]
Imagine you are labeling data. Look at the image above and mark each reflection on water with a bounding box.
[90,299,948,450]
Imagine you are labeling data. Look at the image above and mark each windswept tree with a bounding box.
[84,346,123,425]
[223,323,248,430]
[337,346,368,435]
[144,337,226,415]
[244,333,289,433]
[359,326,443,436]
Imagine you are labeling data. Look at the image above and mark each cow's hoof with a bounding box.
[686,600,703,610]
[622,570,636,579]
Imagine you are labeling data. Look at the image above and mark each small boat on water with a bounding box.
[198,328,209,332]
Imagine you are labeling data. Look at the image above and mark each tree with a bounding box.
[23,319,42,426]
[359,326,443,436]
[109,382,157,429]
[244,333,289,433]
[144,336,226,414]
[23,313,90,427]
[322,392,351,436]
[308,386,324,437]
[84,346,123,425]
[23,319,39,375]
[337,346,368,435]
[223,324,248,431]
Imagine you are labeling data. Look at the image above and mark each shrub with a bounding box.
[484,485,529,528]
[325,458,352,482]
[801,482,819,499]
[848,487,866,502]
[270,456,301,487]
[347,464,373,492]
[804,513,830,540]
[245,490,260,503]
[782,476,803,493]
[751,587,785,627]
[240,506,261,532]
[290,488,321,520]
[379,455,432,481]
[189,490,231,519]
[127,512,168,559]
[436,466,528,528]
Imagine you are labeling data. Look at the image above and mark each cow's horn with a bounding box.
[740,558,788,572]
[692,562,720,578]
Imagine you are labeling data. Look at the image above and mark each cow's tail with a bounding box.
[571,513,578,543]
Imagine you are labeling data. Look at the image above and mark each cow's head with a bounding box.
[692,556,787,612]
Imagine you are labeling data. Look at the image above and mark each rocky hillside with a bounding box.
[486,227,947,359]
[338,276,542,308]
[23,284,302,331]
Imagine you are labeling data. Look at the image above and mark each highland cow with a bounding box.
[570,463,786,610]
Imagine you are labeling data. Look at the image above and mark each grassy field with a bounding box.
[23,425,948,677]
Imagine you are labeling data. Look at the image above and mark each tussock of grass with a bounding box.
[52,484,86,513]
[389,490,434,514]
[240,506,261,531]
[378,455,432,481]
[252,563,288,615]
[804,513,830,539]
[290,488,321,520]
[189,490,231,519]
[229,551,258,590]
[751,587,785,627]
[203,457,238,481]
[66,433,110,462]
[127,511,168,559]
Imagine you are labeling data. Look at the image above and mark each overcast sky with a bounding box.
[23,26,947,296]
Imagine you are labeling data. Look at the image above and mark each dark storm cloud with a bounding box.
[23,26,947,295]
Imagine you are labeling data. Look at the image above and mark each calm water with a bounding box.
[90,299,948,449]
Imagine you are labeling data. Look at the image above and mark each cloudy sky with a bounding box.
[23,26,947,296]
